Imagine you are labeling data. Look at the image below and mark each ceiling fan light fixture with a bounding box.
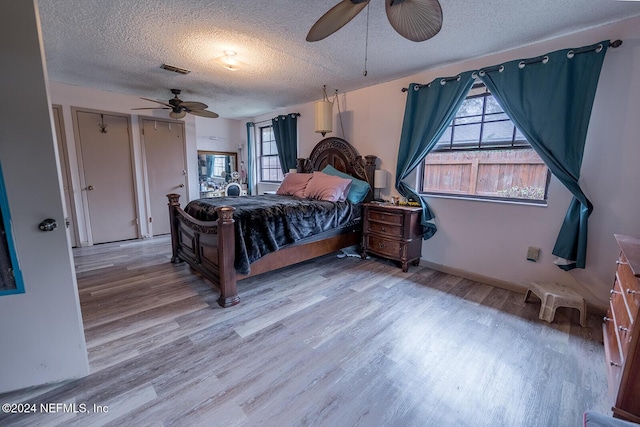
[169,110,187,119]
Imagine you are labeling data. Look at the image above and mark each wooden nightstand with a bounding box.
[362,203,422,272]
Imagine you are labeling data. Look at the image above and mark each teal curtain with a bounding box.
[396,71,476,239]
[245,122,254,195]
[272,113,299,173]
[479,41,609,270]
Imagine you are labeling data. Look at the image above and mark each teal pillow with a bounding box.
[322,165,370,204]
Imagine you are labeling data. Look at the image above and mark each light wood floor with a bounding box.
[0,236,610,426]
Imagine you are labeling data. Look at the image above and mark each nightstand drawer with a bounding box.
[367,221,402,236]
[365,235,402,258]
[367,210,404,226]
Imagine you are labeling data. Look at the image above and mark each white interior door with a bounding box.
[0,0,88,393]
[142,119,186,236]
[77,111,138,244]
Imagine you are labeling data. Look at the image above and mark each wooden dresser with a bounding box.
[362,203,422,272]
[603,234,640,423]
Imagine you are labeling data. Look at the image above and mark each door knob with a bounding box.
[178,184,185,188]
[39,218,58,232]
[87,185,94,191]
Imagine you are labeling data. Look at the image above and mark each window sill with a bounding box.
[420,192,548,207]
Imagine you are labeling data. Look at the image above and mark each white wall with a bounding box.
[0,0,88,393]
[251,17,640,308]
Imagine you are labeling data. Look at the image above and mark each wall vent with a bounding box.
[160,63,191,75]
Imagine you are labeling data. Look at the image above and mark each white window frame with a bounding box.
[258,125,284,183]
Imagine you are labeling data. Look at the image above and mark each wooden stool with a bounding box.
[524,281,587,327]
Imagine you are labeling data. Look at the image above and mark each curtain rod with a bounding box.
[401,39,623,92]
[249,113,301,126]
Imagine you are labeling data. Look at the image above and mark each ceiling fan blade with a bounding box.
[132,107,170,110]
[180,101,208,110]
[306,0,370,42]
[385,0,443,42]
[140,97,173,108]
[188,109,219,119]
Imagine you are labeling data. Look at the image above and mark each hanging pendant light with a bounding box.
[314,85,333,136]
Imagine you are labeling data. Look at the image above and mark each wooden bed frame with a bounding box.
[167,137,377,307]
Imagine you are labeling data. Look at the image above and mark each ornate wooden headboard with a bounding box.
[296,137,377,202]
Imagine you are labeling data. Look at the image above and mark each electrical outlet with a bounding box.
[527,246,540,262]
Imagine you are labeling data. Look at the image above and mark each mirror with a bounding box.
[198,151,238,196]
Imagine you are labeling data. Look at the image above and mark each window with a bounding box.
[259,126,284,182]
[211,155,226,177]
[420,83,550,203]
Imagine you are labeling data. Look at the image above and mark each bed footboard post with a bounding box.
[216,206,240,307]
[167,193,182,263]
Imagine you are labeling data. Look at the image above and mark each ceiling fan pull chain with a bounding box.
[363,1,370,77]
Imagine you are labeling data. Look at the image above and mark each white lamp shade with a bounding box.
[314,100,333,135]
[374,169,388,189]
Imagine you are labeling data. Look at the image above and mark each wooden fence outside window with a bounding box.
[422,149,548,200]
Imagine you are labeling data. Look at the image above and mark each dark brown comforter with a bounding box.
[184,194,361,274]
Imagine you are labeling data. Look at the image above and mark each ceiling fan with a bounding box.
[133,89,219,119]
[306,0,443,43]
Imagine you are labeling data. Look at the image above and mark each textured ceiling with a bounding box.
[37,0,640,120]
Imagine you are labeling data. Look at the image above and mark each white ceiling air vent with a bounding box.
[160,64,191,75]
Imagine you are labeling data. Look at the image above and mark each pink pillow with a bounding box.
[276,173,313,197]
[304,172,352,202]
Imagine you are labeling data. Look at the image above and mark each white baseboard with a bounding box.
[418,259,528,294]
[418,259,607,316]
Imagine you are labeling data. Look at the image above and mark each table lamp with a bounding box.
[374,170,387,201]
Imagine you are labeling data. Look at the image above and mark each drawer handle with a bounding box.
[381,226,386,232]
[618,326,629,332]
[604,316,612,322]
[610,361,622,367]
[610,289,619,295]
[616,260,628,265]
[378,242,386,249]
[627,289,639,295]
